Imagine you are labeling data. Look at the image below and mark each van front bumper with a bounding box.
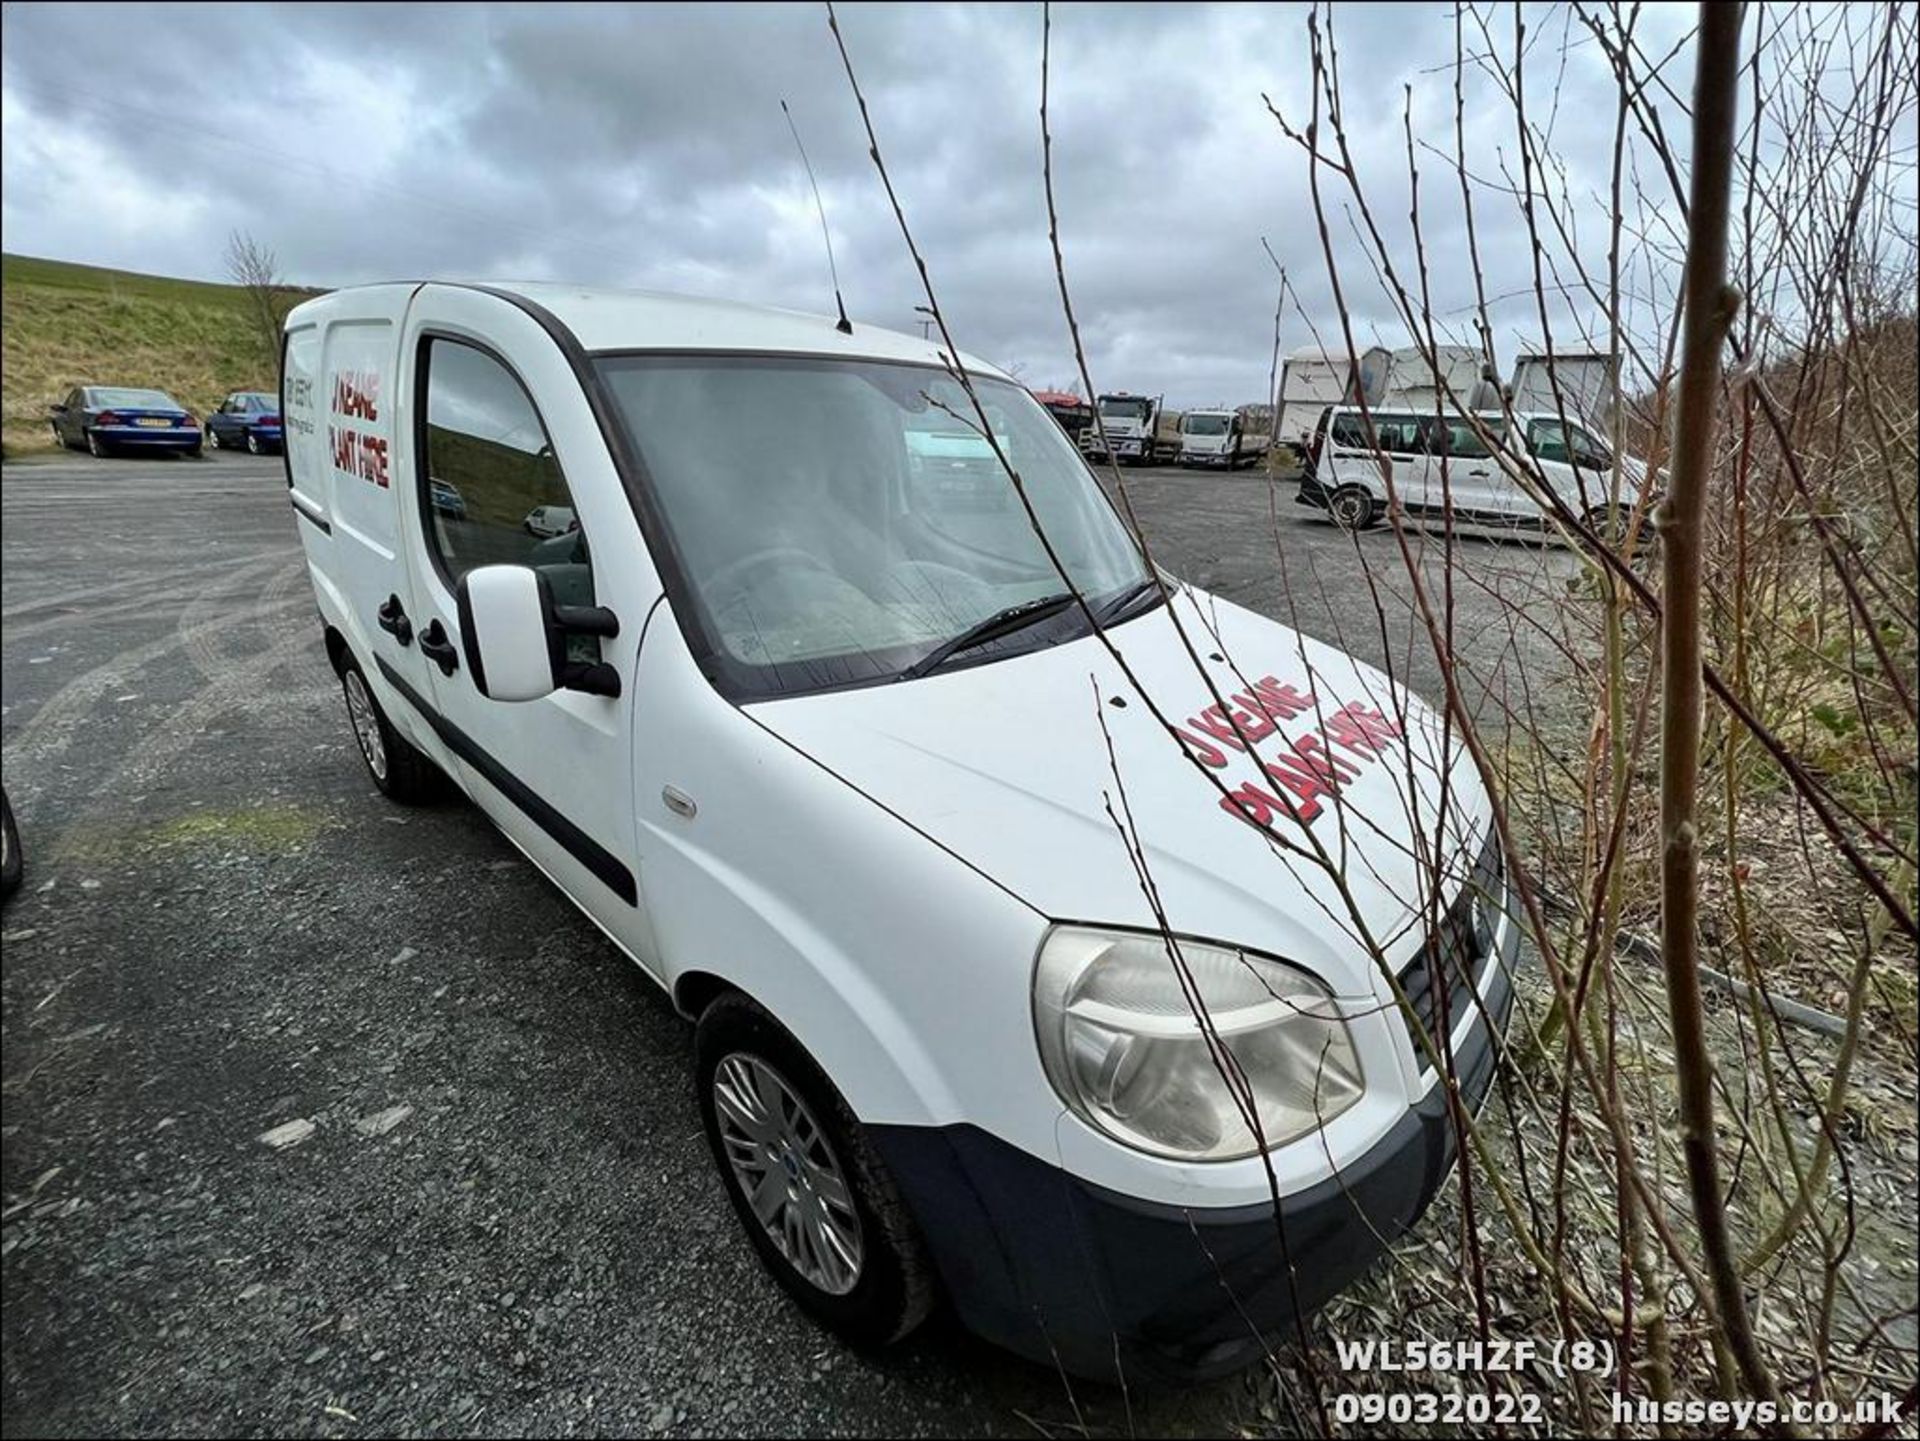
[871,923,1516,1384]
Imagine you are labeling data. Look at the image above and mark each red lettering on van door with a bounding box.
[331,370,381,422]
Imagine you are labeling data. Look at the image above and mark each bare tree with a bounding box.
[225,229,286,375]
[829,0,1918,1427]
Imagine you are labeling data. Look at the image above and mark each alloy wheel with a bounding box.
[712,1053,864,1295]
[343,670,388,782]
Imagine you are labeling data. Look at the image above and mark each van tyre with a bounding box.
[1583,503,1628,548]
[1,789,21,900]
[695,993,935,1349]
[1329,484,1377,531]
[337,655,437,804]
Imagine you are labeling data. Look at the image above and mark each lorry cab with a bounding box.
[1079,391,1180,466]
[1298,402,1650,535]
[284,281,1516,1383]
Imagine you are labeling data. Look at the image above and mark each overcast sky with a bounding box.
[2,1,1714,408]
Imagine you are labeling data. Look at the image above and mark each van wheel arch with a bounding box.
[323,626,353,678]
[673,969,738,1022]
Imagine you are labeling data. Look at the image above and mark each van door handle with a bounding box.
[376,594,413,646]
[418,620,460,677]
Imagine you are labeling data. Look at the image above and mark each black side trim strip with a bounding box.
[290,495,331,534]
[374,656,637,905]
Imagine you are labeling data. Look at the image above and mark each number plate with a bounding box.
[136,417,172,428]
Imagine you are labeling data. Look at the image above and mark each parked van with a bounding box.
[1298,403,1649,534]
[283,282,1515,1382]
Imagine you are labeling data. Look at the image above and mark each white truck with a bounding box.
[1177,405,1272,469]
[1079,392,1183,466]
[281,279,1512,1384]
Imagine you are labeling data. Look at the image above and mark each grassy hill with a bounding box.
[1,253,315,454]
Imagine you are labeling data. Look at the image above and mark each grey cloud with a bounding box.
[2,1,1696,407]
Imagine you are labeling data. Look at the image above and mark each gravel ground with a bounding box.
[1,452,1577,1437]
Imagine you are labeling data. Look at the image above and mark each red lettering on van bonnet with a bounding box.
[1193,676,1407,831]
[1175,726,1230,769]
[1324,700,1403,757]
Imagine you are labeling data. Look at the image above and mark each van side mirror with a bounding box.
[455,565,621,701]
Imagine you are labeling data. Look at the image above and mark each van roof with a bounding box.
[468,281,1011,379]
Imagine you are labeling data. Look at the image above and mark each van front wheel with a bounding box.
[1329,484,1378,531]
[338,656,438,803]
[695,993,934,1349]
[1583,503,1629,547]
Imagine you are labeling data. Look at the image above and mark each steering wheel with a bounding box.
[703,546,836,604]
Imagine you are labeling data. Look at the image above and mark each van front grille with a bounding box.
[1397,836,1503,1075]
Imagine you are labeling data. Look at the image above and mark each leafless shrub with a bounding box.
[830,0,1917,1430]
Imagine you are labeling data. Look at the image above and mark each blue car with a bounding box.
[205,390,285,454]
[49,386,202,458]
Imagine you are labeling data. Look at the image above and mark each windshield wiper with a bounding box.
[900,592,1079,680]
[1092,575,1166,627]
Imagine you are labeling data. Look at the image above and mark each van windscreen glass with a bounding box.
[594,355,1154,699]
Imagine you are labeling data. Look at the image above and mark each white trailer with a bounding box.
[1273,344,1390,475]
[1508,351,1619,428]
[1274,343,1390,448]
[1381,345,1500,413]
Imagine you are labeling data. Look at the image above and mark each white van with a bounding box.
[1299,403,1649,534]
[282,282,1516,1382]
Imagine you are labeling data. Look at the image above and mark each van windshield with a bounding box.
[594,355,1154,699]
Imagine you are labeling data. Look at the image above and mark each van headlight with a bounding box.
[1033,927,1363,1162]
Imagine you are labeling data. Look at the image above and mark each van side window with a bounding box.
[419,337,590,579]
[1329,412,1427,454]
[1440,417,1505,459]
[1527,419,1611,468]
[419,339,599,654]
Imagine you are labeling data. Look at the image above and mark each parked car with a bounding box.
[522,503,576,538]
[48,386,201,457]
[282,281,1514,1384]
[205,391,284,453]
[1297,402,1650,536]
[428,478,468,521]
